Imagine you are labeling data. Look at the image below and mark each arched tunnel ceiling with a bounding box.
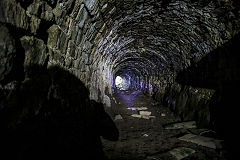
[97,0,238,75]
[1,0,240,104]
[90,0,240,99]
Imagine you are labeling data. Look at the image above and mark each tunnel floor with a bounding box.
[102,90,227,160]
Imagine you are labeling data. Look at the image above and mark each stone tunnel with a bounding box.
[1,0,240,159]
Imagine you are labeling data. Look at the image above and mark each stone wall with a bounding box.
[1,0,240,108]
[159,31,240,129]
[176,32,240,130]
[160,82,215,128]
[0,0,117,106]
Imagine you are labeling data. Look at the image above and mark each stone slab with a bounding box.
[164,121,197,130]
[178,134,223,149]
[169,147,195,160]
[139,111,151,116]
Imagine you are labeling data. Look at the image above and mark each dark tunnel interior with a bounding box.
[1,0,240,160]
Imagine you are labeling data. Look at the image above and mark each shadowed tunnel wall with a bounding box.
[176,32,240,156]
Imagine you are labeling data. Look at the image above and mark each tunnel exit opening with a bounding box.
[115,75,130,90]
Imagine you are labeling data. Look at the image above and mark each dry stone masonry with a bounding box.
[1,0,240,128]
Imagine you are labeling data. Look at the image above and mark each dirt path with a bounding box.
[102,90,226,160]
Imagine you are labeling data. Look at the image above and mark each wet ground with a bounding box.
[102,90,227,160]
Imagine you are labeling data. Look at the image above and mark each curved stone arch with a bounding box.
[1,0,240,105]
